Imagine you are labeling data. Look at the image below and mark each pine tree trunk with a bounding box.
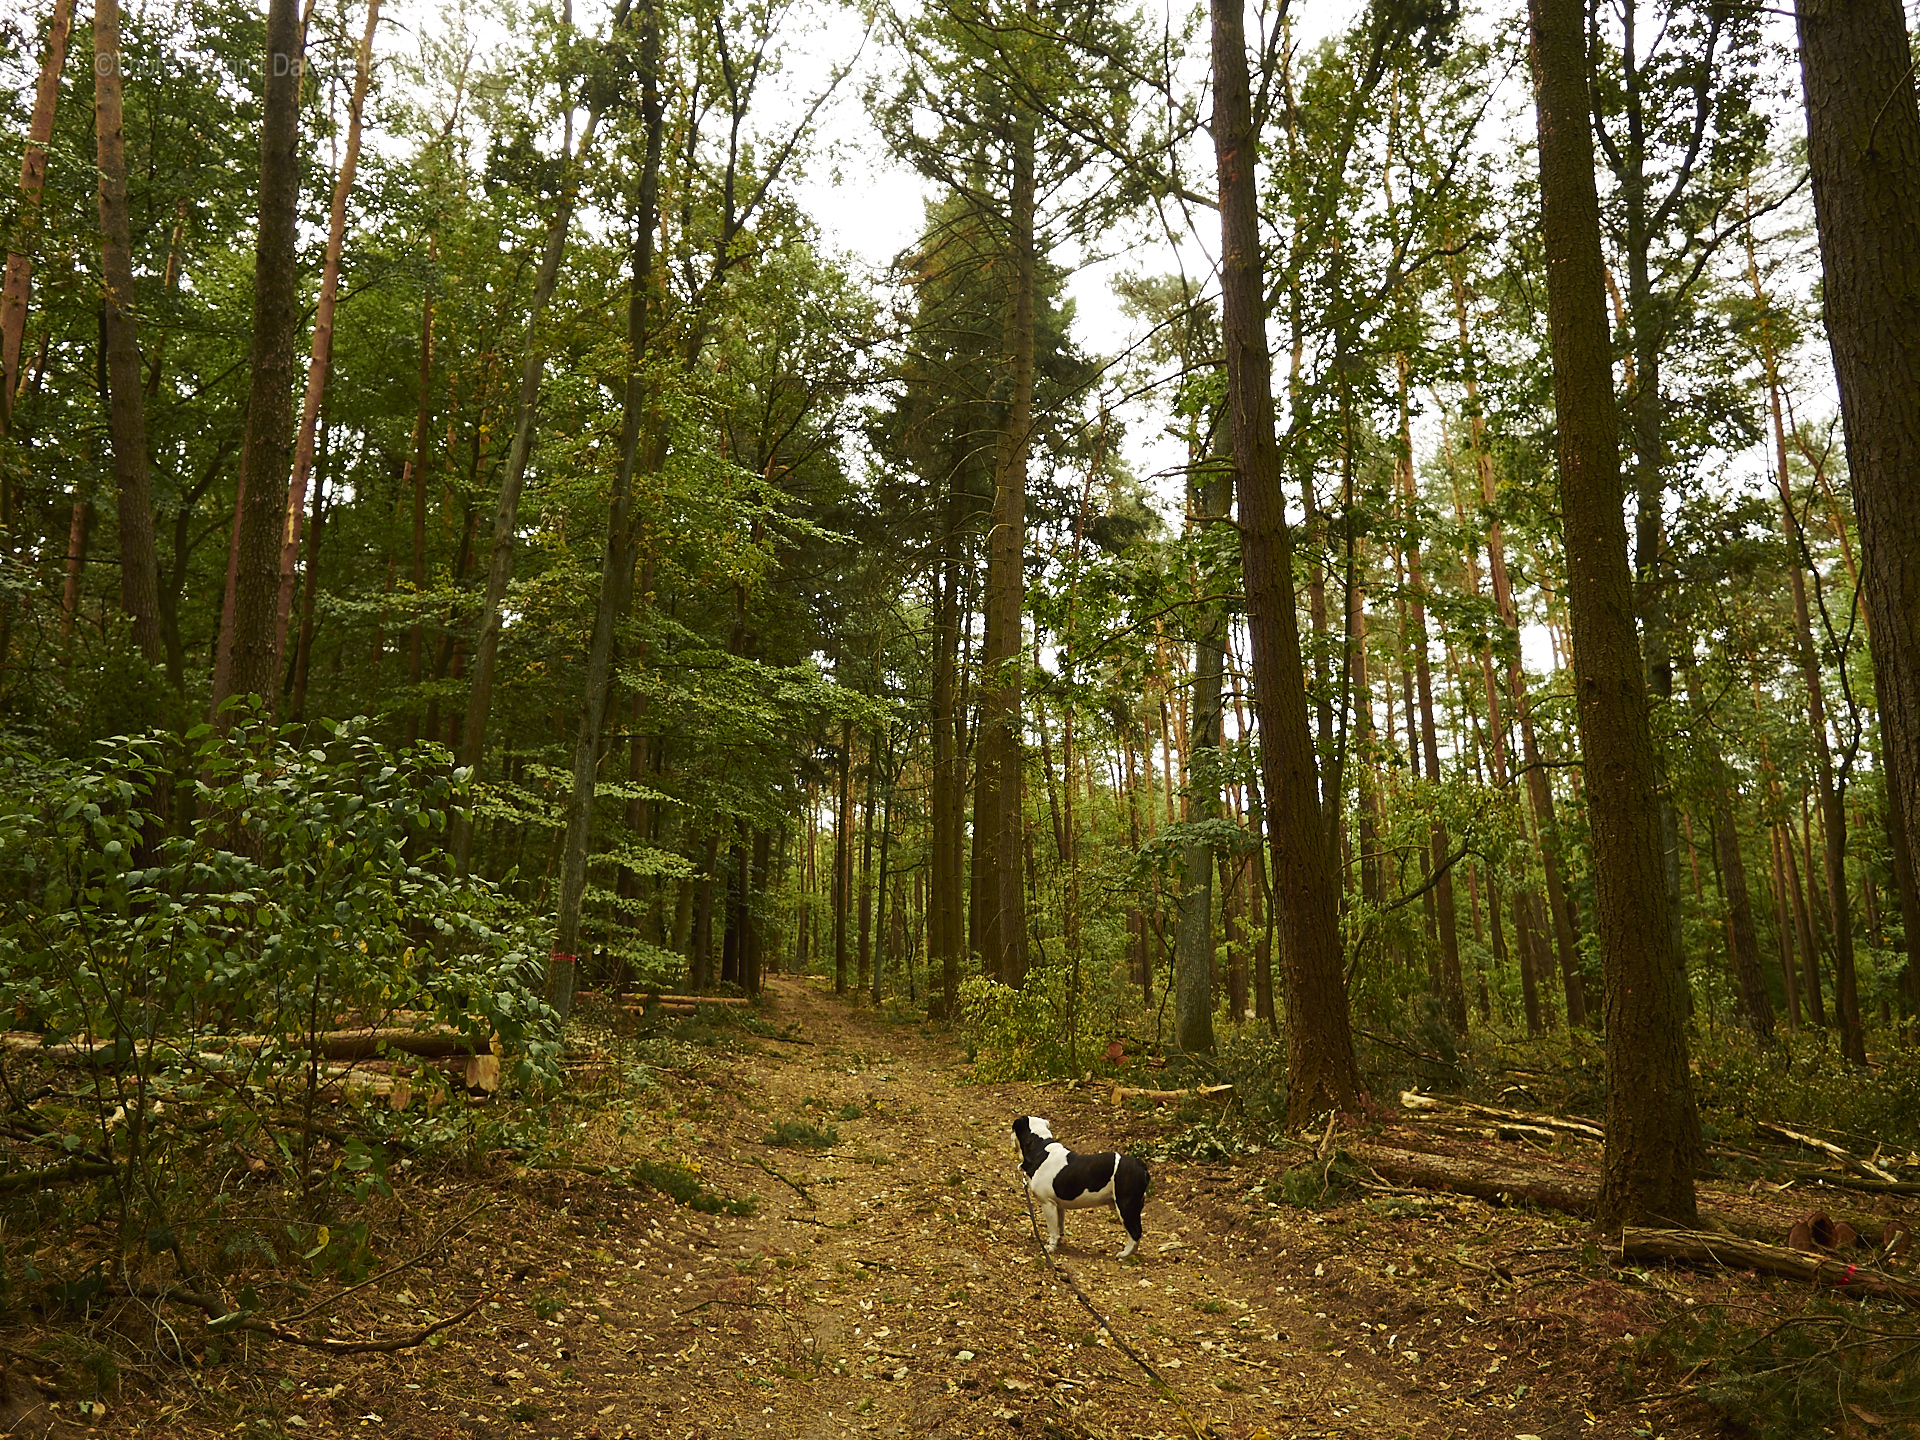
[973,114,1035,991]
[1174,465,1226,1056]
[93,0,163,666]
[211,0,303,709]
[1791,0,1920,989]
[835,719,853,995]
[1530,0,1699,1229]
[1,0,73,435]
[858,729,876,1000]
[929,521,961,1016]
[276,0,377,672]
[1767,824,1802,1028]
[1212,0,1363,1122]
[1396,353,1466,1035]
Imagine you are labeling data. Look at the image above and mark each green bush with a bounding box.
[1694,1029,1920,1149]
[762,1120,839,1149]
[0,712,560,1303]
[1637,1301,1920,1439]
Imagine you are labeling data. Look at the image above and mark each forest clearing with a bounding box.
[4,0,1920,1433]
[3,975,1917,1438]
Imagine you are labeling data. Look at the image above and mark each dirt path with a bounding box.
[154,975,1738,1439]
[388,974,1696,1440]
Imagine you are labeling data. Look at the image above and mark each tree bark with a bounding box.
[212,0,304,711]
[452,87,606,867]
[1396,352,1466,1036]
[972,110,1035,991]
[549,0,661,1017]
[1684,662,1772,1038]
[1791,0,1920,988]
[1211,0,1363,1123]
[289,462,326,718]
[1529,0,1699,1229]
[929,507,962,1017]
[1174,463,1226,1056]
[835,718,853,995]
[1,0,73,435]
[1769,383,1863,1059]
[858,728,877,999]
[93,0,164,666]
[277,0,378,673]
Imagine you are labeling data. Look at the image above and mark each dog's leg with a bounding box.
[1045,1201,1063,1254]
[1114,1157,1148,1260]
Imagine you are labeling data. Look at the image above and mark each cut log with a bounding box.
[0,1159,118,1195]
[1110,1083,1235,1106]
[1,1026,492,1063]
[1754,1123,1899,1183]
[1788,1170,1920,1198]
[1404,1095,1604,1141]
[1496,1124,1560,1147]
[1350,1144,1593,1216]
[619,995,751,1007]
[1620,1227,1920,1309]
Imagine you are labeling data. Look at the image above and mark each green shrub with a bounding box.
[1637,1301,1920,1439]
[1695,1030,1920,1148]
[631,1158,756,1215]
[762,1120,839,1149]
[0,712,560,1310]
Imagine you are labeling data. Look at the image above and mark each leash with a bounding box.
[1018,1173,1212,1440]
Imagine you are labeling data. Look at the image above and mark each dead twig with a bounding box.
[749,1153,816,1207]
[138,1284,494,1354]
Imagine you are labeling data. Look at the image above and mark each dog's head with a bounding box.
[1011,1115,1056,1164]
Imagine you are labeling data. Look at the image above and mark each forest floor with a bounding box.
[13,973,1919,1439]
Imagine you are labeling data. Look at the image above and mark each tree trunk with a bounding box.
[972,114,1035,991]
[403,278,433,746]
[1174,463,1226,1056]
[835,719,853,995]
[93,0,164,666]
[1396,353,1466,1035]
[1530,0,1699,1229]
[549,0,661,1017]
[747,829,770,997]
[1682,661,1772,1038]
[453,87,606,868]
[858,728,877,1000]
[277,0,377,673]
[1212,0,1364,1123]
[1791,0,1920,994]
[289,462,326,718]
[212,0,303,711]
[1786,813,1827,1025]
[691,835,718,991]
[1,0,73,435]
[929,512,961,1017]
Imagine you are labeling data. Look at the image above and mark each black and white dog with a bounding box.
[1012,1115,1150,1260]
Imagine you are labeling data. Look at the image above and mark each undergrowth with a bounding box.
[1635,1301,1920,1438]
[630,1157,756,1215]
[762,1119,839,1149]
